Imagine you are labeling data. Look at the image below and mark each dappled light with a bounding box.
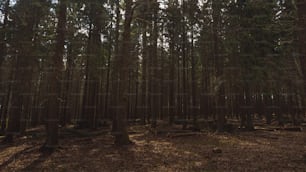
[0,128,305,171]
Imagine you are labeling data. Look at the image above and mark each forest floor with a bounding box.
[0,124,305,172]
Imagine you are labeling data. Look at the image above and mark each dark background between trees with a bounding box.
[0,0,306,151]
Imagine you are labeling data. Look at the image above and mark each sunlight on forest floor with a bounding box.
[0,127,305,172]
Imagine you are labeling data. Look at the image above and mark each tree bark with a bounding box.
[42,0,67,151]
[212,0,226,132]
[111,0,134,145]
[150,0,159,128]
[5,0,41,143]
[0,0,9,66]
[297,0,306,115]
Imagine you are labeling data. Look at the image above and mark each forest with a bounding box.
[0,0,306,171]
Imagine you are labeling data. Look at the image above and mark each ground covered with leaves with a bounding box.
[0,125,305,172]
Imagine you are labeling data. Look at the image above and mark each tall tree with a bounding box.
[297,0,306,107]
[42,0,67,151]
[111,0,134,145]
[0,0,11,133]
[212,0,226,132]
[0,0,10,66]
[150,0,159,128]
[4,0,49,143]
[79,1,104,129]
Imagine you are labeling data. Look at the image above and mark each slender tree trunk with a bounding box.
[60,43,73,126]
[191,30,197,127]
[150,0,159,128]
[159,24,166,120]
[212,0,226,132]
[111,0,134,145]
[0,71,13,133]
[104,22,113,121]
[0,0,9,66]
[169,31,175,125]
[42,0,67,151]
[141,21,148,124]
[111,0,121,131]
[182,0,188,122]
[4,0,39,143]
[0,0,10,124]
[297,0,306,116]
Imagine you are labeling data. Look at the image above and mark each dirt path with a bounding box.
[0,128,305,172]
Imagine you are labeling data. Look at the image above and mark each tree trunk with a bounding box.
[141,21,148,124]
[42,0,67,151]
[5,0,39,143]
[169,27,175,125]
[150,0,159,128]
[297,0,306,115]
[212,0,226,132]
[191,30,197,127]
[111,0,134,145]
[0,0,9,65]
[111,0,121,131]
